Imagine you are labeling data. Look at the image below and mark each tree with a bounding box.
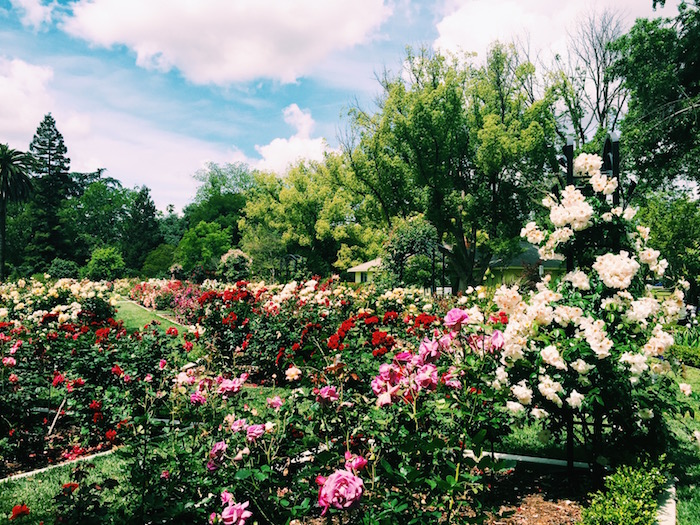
[121,186,163,272]
[613,1,700,194]
[551,9,627,148]
[59,180,132,264]
[84,246,126,281]
[381,215,438,288]
[0,144,33,280]
[26,113,74,268]
[174,221,231,274]
[636,191,700,304]
[344,46,557,290]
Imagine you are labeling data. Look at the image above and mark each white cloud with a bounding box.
[433,0,682,64]
[0,57,54,147]
[253,104,332,173]
[61,0,392,85]
[9,0,54,30]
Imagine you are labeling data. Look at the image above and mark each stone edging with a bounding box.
[0,448,117,484]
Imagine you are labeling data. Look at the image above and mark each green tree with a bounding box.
[26,113,74,269]
[184,162,252,243]
[345,46,557,289]
[158,205,186,246]
[381,215,438,288]
[636,191,700,303]
[84,246,126,281]
[174,221,231,274]
[121,186,163,272]
[141,244,176,278]
[0,144,33,280]
[59,180,132,263]
[613,1,700,194]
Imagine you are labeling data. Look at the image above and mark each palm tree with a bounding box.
[0,144,34,280]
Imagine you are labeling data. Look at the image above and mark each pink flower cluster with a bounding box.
[317,470,364,516]
[210,491,252,525]
[217,373,249,398]
[371,336,449,406]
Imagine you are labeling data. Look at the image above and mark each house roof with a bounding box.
[488,242,564,269]
[347,258,382,273]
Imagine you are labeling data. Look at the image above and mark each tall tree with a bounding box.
[0,144,33,280]
[121,186,163,272]
[613,1,700,194]
[344,46,557,289]
[551,9,627,147]
[26,113,74,268]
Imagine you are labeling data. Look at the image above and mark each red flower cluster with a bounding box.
[9,504,29,520]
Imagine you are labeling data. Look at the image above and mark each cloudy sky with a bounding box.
[0,0,680,211]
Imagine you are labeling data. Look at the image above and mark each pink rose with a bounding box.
[418,338,440,363]
[230,418,247,433]
[246,424,265,442]
[444,308,469,330]
[221,501,252,525]
[316,385,339,403]
[344,451,368,472]
[221,490,233,506]
[190,391,207,405]
[266,396,284,410]
[2,356,16,367]
[491,330,505,350]
[317,470,364,516]
[159,359,167,370]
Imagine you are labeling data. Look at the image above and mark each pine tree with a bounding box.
[122,186,163,272]
[25,113,74,269]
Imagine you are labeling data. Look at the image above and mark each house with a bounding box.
[347,258,382,284]
[486,242,565,284]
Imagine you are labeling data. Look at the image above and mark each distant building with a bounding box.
[347,258,382,284]
[487,242,565,284]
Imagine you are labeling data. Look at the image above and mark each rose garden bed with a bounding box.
[3,155,700,524]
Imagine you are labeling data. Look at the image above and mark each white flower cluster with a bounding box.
[547,186,594,231]
[564,270,590,290]
[573,153,603,176]
[592,251,640,289]
[520,221,545,244]
[590,172,618,195]
[493,285,522,315]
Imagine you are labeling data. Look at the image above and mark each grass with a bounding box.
[114,300,182,333]
[673,364,700,525]
[0,452,130,524]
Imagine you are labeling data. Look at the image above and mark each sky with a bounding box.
[0,0,682,212]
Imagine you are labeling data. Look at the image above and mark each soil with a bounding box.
[484,463,591,524]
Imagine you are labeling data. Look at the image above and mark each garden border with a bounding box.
[0,448,117,485]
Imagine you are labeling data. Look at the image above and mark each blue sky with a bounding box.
[0,0,680,211]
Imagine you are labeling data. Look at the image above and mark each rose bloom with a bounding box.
[443,308,469,330]
[317,470,364,516]
[267,396,284,410]
[316,385,339,403]
[3,356,16,367]
[190,391,207,405]
[246,424,265,442]
[285,365,302,381]
[221,501,252,525]
[344,451,368,472]
[680,383,692,396]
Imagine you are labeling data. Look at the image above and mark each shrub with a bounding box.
[669,344,700,368]
[580,463,666,525]
[141,244,176,278]
[84,247,126,281]
[48,257,80,279]
[217,249,251,283]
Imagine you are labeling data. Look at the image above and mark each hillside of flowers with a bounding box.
[3,154,700,524]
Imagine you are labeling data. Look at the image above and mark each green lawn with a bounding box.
[675,365,700,525]
[114,300,183,333]
[0,453,131,524]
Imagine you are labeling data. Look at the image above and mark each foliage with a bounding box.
[636,192,700,303]
[344,46,558,290]
[48,258,80,279]
[121,186,163,272]
[580,463,666,525]
[217,249,251,283]
[174,220,231,276]
[0,143,34,280]
[613,1,700,194]
[84,247,126,281]
[381,214,438,288]
[141,244,176,278]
